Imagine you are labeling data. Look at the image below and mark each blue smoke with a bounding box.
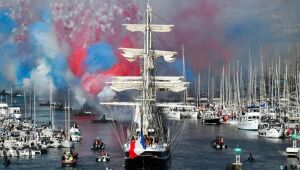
[0,9,17,43]
[156,58,195,82]
[16,60,33,85]
[48,55,68,90]
[225,17,272,44]
[172,59,195,82]
[85,42,117,73]
[28,11,68,90]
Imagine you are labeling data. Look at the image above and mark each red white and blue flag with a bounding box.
[129,133,146,159]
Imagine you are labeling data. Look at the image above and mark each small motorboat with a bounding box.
[211,136,227,149]
[247,153,254,162]
[61,150,78,167]
[91,115,115,123]
[96,150,110,162]
[91,138,105,151]
[62,159,77,167]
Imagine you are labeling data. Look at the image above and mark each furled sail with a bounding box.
[107,76,189,92]
[123,24,174,33]
[120,48,177,63]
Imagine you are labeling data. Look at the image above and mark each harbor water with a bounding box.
[0,109,290,170]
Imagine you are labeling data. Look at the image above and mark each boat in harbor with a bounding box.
[91,137,105,151]
[101,1,189,168]
[9,106,22,119]
[237,106,262,130]
[0,103,8,120]
[159,103,198,119]
[202,110,221,125]
[211,136,227,149]
[91,115,115,123]
[61,150,78,167]
[258,121,284,138]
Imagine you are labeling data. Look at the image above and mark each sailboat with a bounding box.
[101,1,189,168]
[160,45,197,120]
[61,90,77,167]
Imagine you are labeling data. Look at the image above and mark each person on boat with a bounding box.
[101,150,109,157]
[93,138,102,149]
[212,136,219,147]
[63,150,74,162]
[247,153,254,161]
[219,137,224,147]
[144,135,151,147]
[97,149,110,162]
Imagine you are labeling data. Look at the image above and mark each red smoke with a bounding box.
[51,1,141,95]
[68,47,87,77]
[81,35,140,95]
[173,0,231,73]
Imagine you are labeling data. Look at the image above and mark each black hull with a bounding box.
[204,118,221,125]
[124,150,171,170]
[91,119,115,123]
[61,160,77,167]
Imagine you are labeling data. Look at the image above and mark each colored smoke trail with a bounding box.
[0,0,142,105]
[0,0,299,105]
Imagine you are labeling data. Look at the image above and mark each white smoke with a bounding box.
[31,24,60,59]
[97,86,116,102]
[23,59,55,97]
[73,86,87,107]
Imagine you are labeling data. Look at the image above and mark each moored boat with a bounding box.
[203,111,221,125]
[61,150,78,167]
[237,107,262,131]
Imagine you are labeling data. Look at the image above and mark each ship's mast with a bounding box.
[142,1,155,133]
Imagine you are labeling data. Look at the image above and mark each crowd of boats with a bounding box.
[160,100,300,140]
[0,101,112,167]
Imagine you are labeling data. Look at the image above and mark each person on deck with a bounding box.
[219,137,224,147]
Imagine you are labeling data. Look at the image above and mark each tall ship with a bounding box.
[101,0,189,168]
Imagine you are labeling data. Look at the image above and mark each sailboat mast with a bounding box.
[24,91,27,119]
[182,44,187,103]
[50,82,52,127]
[67,89,70,141]
[33,85,36,131]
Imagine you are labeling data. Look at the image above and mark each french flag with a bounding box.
[129,133,146,159]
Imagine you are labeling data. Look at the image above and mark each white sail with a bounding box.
[123,24,174,33]
[108,76,189,92]
[120,48,177,63]
[134,104,141,128]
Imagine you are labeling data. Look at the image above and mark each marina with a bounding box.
[0,109,293,169]
[0,0,300,169]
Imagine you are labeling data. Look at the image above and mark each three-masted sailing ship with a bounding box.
[102,1,189,168]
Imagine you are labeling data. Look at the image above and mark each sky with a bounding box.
[0,0,299,106]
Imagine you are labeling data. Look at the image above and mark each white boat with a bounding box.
[237,107,262,131]
[258,121,284,138]
[160,104,198,119]
[202,111,221,125]
[61,140,74,148]
[9,106,22,119]
[48,137,61,148]
[0,103,8,119]
[69,126,82,142]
